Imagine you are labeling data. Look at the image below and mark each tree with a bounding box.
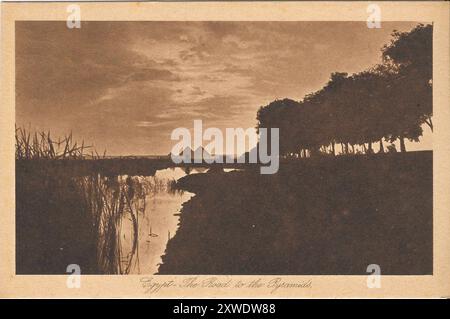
[382,24,433,132]
[256,24,432,156]
[257,98,300,156]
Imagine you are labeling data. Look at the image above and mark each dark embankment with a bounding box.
[16,167,99,274]
[15,157,169,177]
[158,151,432,275]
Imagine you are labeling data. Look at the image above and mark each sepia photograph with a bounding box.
[1,1,450,299]
[15,20,434,276]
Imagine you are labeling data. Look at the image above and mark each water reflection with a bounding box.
[118,167,210,274]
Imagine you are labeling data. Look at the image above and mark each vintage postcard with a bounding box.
[1,1,449,298]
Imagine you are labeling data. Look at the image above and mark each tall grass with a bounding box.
[15,126,105,159]
[78,175,145,274]
[15,126,137,274]
[16,126,180,274]
[79,175,182,274]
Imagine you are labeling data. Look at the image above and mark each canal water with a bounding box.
[118,167,207,274]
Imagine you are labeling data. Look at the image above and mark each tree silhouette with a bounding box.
[382,24,433,132]
[256,23,432,156]
[257,98,300,156]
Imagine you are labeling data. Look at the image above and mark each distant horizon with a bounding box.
[16,21,431,156]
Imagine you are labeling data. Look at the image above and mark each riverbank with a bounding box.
[158,151,432,275]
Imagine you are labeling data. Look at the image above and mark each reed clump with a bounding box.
[78,175,146,274]
[15,126,137,274]
[15,126,105,160]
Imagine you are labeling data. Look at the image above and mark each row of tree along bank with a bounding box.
[256,24,432,157]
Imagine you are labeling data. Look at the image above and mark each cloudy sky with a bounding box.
[16,21,430,155]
